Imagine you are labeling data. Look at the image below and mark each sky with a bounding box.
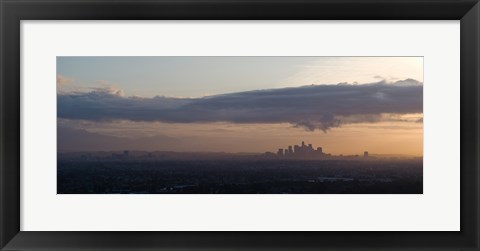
[57,56,423,155]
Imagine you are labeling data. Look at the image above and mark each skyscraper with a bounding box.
[308,144,313,152]
[317,147,323,154]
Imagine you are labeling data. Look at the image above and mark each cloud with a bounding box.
[57,74,74,89]
[57,75,125,96]
[57,80,422,132]
[90,85,125,97]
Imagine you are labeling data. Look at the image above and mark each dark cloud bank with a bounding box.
[57,79,423,132]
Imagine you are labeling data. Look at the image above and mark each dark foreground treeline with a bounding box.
[57,159,423,194]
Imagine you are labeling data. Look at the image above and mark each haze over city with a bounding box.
[57,56,423,156]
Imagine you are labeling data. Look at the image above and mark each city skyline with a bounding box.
[57,56,423,156]
[59,140,422,157]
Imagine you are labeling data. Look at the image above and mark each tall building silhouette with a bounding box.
[273,141,325,158]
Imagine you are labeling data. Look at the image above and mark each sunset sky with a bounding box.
[57,56,423,156]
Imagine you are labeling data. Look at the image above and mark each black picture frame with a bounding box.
[1,0,479,250]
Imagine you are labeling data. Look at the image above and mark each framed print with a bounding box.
[1,0,479,250]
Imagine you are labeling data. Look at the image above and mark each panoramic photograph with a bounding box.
[57,56,423,194]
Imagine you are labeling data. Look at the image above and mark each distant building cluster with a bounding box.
[65,143,374,162]
[275,141,326,158]
[267,141,369,160]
